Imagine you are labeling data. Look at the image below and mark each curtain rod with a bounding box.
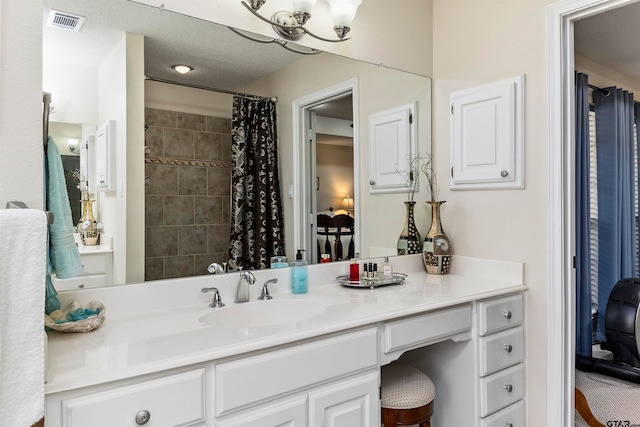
[145,76,277,102]
[588,83,640,105]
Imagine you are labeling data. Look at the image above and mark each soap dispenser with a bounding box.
[290,249,308,294]
[270,247,288,269]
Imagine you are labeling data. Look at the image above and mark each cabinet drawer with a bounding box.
[216,395,307,427]
[216,328,378,416]
[479,326,524,376]
[80,253,108,275]
[480,364,524,417]
[478,294,523,336]
[481,400,524,427]
[61,369,205,427]
[383,304,471,353]
[52,274,107,291]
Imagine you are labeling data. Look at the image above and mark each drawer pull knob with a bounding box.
[504,384,513,393]
[504,311,512,319]
[505,424,513,427]
[504,344,513,353]
[369,180,375,185]
[135,409,151,425]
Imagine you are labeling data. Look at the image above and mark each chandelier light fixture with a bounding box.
[241,0,362,42]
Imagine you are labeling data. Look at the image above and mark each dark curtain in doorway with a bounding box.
[575,72,592,357]
[594,86,638,342]
[229,96,285,270]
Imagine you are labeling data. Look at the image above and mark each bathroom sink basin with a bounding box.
[198,299,328,328]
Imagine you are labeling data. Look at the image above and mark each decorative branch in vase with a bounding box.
[395,156,422,255]
[420,154,452,275]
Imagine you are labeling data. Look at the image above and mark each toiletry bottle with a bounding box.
[368,262,373,279]
[270,247,288,269]
[320,254,331,263]
[383,256,393,277]
[363,263,368,279]
[374,263,381,279]
[291,249,308,294]
[349,258,360,281]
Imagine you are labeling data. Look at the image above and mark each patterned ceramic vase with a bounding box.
[397,201,422,255]
[422,201,452,274]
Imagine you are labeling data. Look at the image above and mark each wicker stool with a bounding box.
[380,363,435,427]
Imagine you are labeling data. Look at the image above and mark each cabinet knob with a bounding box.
[504,344,513,353]
[505,423,513,427]
[504,384,513,393]
[135,409,151,425]
[503,311,512,319]
[369,180,375,185]
[501,170,509,177]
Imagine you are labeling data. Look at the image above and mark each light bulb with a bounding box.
[172,65,193,74]
[328,0,361,27]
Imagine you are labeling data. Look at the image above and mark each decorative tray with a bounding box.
[336,273,407,289]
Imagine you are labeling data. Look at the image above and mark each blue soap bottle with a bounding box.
[290,249,308,294]
[270,247,288,269]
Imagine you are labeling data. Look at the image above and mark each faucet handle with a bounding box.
[258,278,278,300]
[201,287,225,308]
[207,263,224,274]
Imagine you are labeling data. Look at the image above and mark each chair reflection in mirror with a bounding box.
[317,212,354,262]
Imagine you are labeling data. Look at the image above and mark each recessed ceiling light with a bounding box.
[172,65,193,74]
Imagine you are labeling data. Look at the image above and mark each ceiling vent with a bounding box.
[46,10,85,32]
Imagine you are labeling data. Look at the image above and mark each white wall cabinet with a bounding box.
[368,102,416,194]
[450,75,524,190]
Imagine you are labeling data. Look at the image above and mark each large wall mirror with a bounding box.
[43,0,432,288]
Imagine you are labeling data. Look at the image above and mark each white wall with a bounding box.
[133,0,433,77]
[42,61,98,126]
[576,54,640,95]
[0,0,44,210]
[432,1,555,425]
[145,80,233,118]
[97,33,145,284]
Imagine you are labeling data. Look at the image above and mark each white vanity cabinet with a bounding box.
[214,327,379,427]
[51,245,113,291]
[477,293,525,426]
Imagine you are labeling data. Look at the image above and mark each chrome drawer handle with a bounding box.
[504,344,513,353]
[504,311,512,319]
[505,423,513,427]
[135,409,151,425]
[504,384,513,392]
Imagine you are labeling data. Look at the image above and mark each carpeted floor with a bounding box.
[575,368,640,426]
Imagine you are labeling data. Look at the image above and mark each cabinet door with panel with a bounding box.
[308,370,379,427]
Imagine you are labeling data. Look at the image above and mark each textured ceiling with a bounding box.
[43,0,306,92]
[575,2,640,84]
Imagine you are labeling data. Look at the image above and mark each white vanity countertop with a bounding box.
[45,255,526,394]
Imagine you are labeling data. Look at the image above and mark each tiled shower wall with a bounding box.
[144,107,232,281]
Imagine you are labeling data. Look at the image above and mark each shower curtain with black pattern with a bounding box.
[228,96,285,270]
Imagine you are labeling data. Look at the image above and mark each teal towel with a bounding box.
[45,136,82,282]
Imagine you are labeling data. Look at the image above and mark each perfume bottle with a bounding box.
[349,258,359,281]
[383,256,393,277]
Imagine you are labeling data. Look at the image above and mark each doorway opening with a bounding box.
[292,78,359,264]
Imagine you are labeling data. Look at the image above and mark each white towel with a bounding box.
[0,209,47,426]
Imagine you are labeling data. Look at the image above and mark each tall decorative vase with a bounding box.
[78,194,99,246]
[423,201,452,274]
[397,201,422,255]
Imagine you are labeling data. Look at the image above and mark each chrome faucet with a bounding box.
[235,271,256,303]
[207,262,229,274]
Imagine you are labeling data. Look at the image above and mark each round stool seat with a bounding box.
[381,363,436,410]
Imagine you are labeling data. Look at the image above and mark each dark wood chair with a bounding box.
[381,363,435,427]
[316,213,355,261]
